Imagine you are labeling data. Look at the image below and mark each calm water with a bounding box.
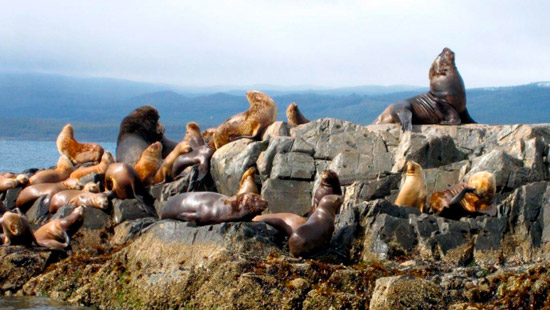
[0,296,92,309]
[0,140,116,173]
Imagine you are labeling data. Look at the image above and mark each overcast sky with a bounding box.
[1,0,549,88]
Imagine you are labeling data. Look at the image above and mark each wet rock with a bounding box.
[3,187,23,210]
[261,178,312,215]
[113,198,156,224]
[25,195,50,224]
[271,152,315,180]
[370,275,444,310]
[0,247,56,294]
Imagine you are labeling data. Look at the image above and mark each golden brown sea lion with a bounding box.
[212,90,277,149]
[48,182,101,214]
[0,209,37,246]
[34,206,85,250]
[288,195,343,258]
[56,124,104,165]
[236,167,259,195]
[133,142,163,186]
[29,155,75,185]
[0,174,29,192]
[373,48,476,131]
[161,192,268,225]
[153,141,192,184]
[69,151,114,180]
[16,178,83,212]
[286,102,310,127]
[394,161,427,212]
[429,171,496,218]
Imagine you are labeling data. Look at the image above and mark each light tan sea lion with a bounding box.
[0,174,29,192]
[16,178,83,212]
[69,151,114,180]
[286,102,310,127]
[34,206,85,250]
[153,141,192,184]
[236,167,259,195]
[29,155,75,185]
[56,124,104,165]
[394,161,427,212]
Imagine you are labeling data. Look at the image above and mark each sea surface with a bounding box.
[0,296,92,309]
[0,140,116,173]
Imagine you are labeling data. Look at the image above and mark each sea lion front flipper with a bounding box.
[449,187,476,207]
[38,238,68,251]
[396,108,413,131]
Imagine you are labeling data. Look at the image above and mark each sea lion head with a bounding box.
[83,182,100,193]
[186,122,200,132]
[63,178,83,190]
[467,171,496,203]
[95,194,110,210]
[143,142,163,159]
[74,205,86,216]
[246,90,274,107]
[101,151,115,165]
[430,47,456,77]
[237,193,268,215]
[405,160,423,175]
[15,174,29,186]
[61,123,75,137]
[320,169,341,188]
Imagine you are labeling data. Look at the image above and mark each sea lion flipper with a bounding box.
[449,187,475,206]
[38,239,68,251]
[396,108,413,131]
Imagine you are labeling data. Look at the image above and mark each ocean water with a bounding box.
[0,140,116,173]
[0,296,91,309]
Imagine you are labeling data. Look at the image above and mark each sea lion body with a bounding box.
[16,178,83,212]
[252,213,306,236]
[286,102,310,126]
[134,142,163,186]
[183,122,206,149]
[213,90,277,149]
[236,167,258,195]
[70,151,114,180]
[0,210,36,246]
[288,195,343,258]
[171,144,215,181]
[154,141,192,184]
[394,161,427,212]
[56,124,104,165]
[29,156,74,185]
[34,206,85,250]
[48,183,101,213]
[310,170,342,215]
[161,192,267,225]
[0,174,29,192]
[373,48,475,131]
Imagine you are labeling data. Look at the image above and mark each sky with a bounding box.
[0,0,549,88]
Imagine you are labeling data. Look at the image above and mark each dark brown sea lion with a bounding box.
[116,105,178,166]
[288,194,343,258]
[252,213,306,236]
[373,48,476,131]
[183,122,206,149]
[0,174,29,192]
[153,141,193,184]
[48,182,101,213]
[69,151,115,180]
[56,124,104,165]
[29,156,74,185]
[34,206,85,250]
[429,171,496,219]
[16,178,83,212]
[309,170,342,216]
[212,90,277,149]
[133,142,163,186]
[0,209,37,246]
[394,161,428,212]
[236,167,258,195]
[286,102,310,127]
[171,142,215,182]
[160,192,268,225]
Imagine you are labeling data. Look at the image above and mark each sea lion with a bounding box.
[212,90,277,149]
[171,142,215,183]
[56,124,104,165]
[286,102,310,127]
[429,171,496,218]
[201,128,216,145]
[288,195,343,258]
[373,48,476,131]
[252,213,306,236]
[29,156,74,185]
[153,141,193,184]
[161,192,268,225]
[48,182,101,213]
[183,122,206,149]
[69,151,115,180]
[0,174,29,192]
[116,105,178,166]
[34,206,85,250]
[69,192,109,211]
[394,161,427,212]
[133,142,163,186]
[0,209,37,246]
[16,178,83,212]
[236,167,259,195]
[310,170,342,216]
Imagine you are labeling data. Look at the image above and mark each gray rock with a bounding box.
[370,275,444,310]
[261,178,312,215]
[261,121,290,141]
[465,149,526,189]
[3,187,22,210]
[111,218,157,246]
[25,195,49,224]
[271,152,315,180]
[256,137,294,177]
[342,173,401,208]
[329,150,392,186]
[52,205,111,230]
[424,160,470,194]
[113,198,156,224]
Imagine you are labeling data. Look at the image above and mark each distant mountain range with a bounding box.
[0,72,548,141]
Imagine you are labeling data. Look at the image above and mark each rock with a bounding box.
[261,178,312,215]
[111,218,157,246]
[3,187,22,210]
[113,198,156,224]
[0,246,57,294]
[424,160,469,194]
[474,217,506,265]
[25,195,50,224]
[211,139,268,196]
[271,152,315,180]
[370,275,444,310]
[52,205,111,230]
[329,150,392,186]
[342,173,401,207]
[465,149,527,189]
[262,121,290,140]
[256,137,294,178]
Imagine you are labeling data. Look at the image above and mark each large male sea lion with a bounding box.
[286,102,310,127]
[116,105,178,166]
[0,174,29,192]
[161,192,268,225]
[394,161,427,212]
[212,90,277,149]
[29,156,74,185]
[34,206,85,250]
[430,171,496,219]
[373,48,476,131]
[56,124,104,165]
[0,209,36,246]
[288,195,343,258]
[133,142,163,186]
[16,178,83,212]
[69,151,114,180]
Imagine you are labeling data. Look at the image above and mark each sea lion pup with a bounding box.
[16,178,83,212]
[430,171,496,218]
[133,142,163,186]
[288,195,343,258]
[56,124,104,165]
[0,209,37,246]
[373,48,476,131]
[0,174,29,192]
[153,141,193,184]
[184,122,206,149]
[34,206,85,250]
[161,192,268,225]
[69,151,115,180]
[286,102,310,127]
[116,105,178,166]
[212,90,277,149]
[310,170,342,216]
[236,167,259,195]
[48,182,101,214]
[29,155,74,185]
[171,140,215,183]
[394,160,427,212]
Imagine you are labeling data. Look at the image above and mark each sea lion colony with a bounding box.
[0,47,488,257]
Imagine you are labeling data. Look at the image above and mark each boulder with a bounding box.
[271,152,315,180]
[369,275,444,310]
[262,121,290,140]
[256,137,295,178]
[261,178,312,215]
